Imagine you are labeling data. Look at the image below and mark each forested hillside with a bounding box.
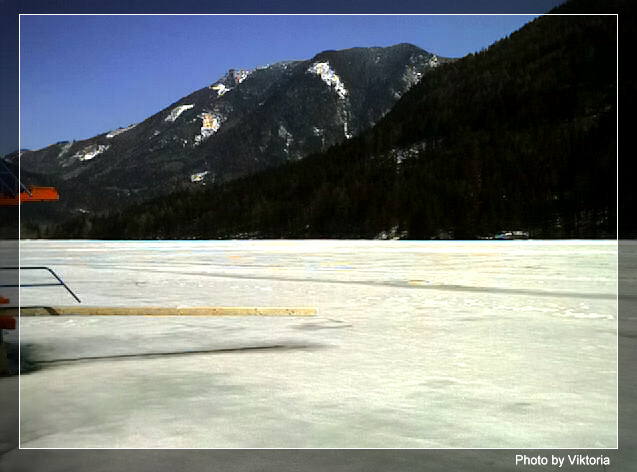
[43,8,619,240]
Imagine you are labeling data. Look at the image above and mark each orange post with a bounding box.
[0,295,15,329]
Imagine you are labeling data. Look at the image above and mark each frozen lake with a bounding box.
[12,239,617,448]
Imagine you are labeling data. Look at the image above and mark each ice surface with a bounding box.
[13,240,617,448]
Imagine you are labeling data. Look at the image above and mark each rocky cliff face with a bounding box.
[15,43,444,218]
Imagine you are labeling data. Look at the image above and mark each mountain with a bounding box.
[19,0,625,240]
[39,4,619,241]
[14,43,444,227]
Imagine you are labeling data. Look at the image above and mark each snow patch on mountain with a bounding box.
[194,113,223,145]
[396,54,439,99]
[74,144,110,161]
[211,83,230,97]
[307,62,348,99]
[402,65,424,89]
[388,140,428,166]
[190,171,209,183]
[165,104,195,122]
[335,101,353,140]
[278,124,294,154]
[209,69,252,97]
[57,141,73,159]
[107,123,138,138]
[231,69,251,84]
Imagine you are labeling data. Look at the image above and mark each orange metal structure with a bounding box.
[0,186,59,206]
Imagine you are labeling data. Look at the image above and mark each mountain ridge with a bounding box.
[14,43,444,225]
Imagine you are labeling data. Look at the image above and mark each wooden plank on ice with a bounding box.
[9,306,317,317]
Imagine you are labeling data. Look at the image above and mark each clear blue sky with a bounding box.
[18,14,545,151]
[1,1,570,156]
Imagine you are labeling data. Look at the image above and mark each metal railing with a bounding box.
[0,266,81,307]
